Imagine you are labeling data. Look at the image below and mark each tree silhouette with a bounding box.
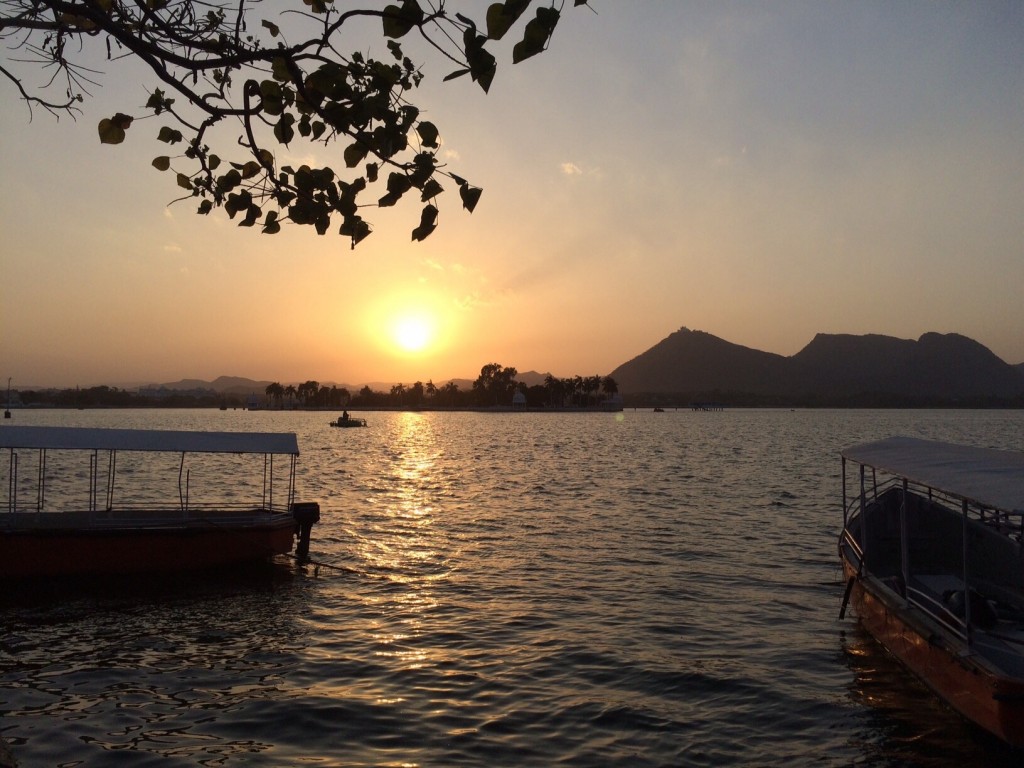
[1,0,590,246]
[265,381,284,408]
[409,380,425,406]
[440,380,460,406]
[473,362,517,405]
[297,380,320,405]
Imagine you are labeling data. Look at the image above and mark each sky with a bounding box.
[2,1,1022,390]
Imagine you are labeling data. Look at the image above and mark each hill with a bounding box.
[147,370,554,395]
[150,376,275,395]
[610,328,1024,406]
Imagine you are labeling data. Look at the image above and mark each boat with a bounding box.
[838,436,1024,747]
[0,425,321,577]
[329,414,367,428]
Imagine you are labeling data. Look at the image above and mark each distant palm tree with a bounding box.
[544,374,562,407]
[410,381,425,406]
[265,382,284,409]
[441,381,460,406]
[297,380,319,407]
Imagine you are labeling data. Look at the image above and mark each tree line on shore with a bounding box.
[13,386,228,409]
[265,364,620,410]
[10,365,620,410]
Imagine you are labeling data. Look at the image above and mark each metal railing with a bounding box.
[905,583,969,642]
[3,446,296,525]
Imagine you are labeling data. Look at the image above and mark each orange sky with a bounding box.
[2,2,1023,389]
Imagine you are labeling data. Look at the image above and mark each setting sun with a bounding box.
[393,315,433,352]
[362,288,458,373]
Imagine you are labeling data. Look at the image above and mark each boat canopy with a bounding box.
[0,426,299,455]
[842,436,1024,515]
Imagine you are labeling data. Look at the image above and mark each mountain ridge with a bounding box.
[610,327,1024,405]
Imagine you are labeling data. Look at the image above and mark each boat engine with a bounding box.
[292,502,321,561]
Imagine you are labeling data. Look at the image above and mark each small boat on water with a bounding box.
[838,436,1024,747]
[0,425,321,577]
[329,414,367,428]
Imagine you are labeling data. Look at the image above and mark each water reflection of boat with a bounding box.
[838,437,1024,747]
[0,426,320,577]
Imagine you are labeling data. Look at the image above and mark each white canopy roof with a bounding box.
[842,436,1024,514]
[0,425,299,455]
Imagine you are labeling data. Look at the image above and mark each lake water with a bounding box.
[2,408,1023,767]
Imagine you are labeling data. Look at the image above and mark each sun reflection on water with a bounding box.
[358,413,453,563]
[349,412,460,678]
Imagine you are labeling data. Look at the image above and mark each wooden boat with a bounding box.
[0,425,320,577]
[329,415,367,428]
[838,436,1024,747]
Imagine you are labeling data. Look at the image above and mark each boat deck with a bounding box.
[911,573,1024,678]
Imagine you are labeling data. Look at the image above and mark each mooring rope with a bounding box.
[282,552,363,577]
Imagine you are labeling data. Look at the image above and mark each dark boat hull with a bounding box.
[0,516,296,577]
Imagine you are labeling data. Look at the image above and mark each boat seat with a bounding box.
[915,573,963,596]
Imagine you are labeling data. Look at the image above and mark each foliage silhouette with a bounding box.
[1,0,590,247]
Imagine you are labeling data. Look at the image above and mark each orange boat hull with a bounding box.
[842,558,1024,747]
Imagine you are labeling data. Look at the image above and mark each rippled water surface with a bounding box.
[3,408,1024,766]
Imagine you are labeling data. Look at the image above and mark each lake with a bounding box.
[2,408,1023,766]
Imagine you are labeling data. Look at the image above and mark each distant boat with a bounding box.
[0,426,321,577]
[329,414,367,428]
[838,436,1024,747]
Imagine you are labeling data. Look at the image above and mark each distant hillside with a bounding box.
[517,370,553,388]
[610,328,1024,405]
[791,332,1023,400]
[610,330,792,397]
[150,371,553,395]
[152,376,274,395]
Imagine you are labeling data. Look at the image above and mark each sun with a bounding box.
[366,291,451,362]
[392,314,434,353]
